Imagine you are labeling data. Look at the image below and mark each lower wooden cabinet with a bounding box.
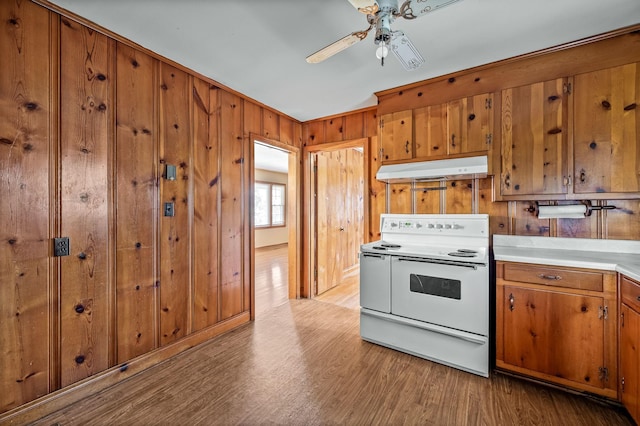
[496,261,617,399]
[620,275,640,424]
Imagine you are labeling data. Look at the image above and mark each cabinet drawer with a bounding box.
[502,263,603,292]
[621,276,640,312]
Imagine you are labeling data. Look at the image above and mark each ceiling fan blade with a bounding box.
[306,29,370,64]
[398,0,463,19]
[347,0,379,15]
[390,32,425,71]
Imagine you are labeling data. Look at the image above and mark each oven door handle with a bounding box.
[395,256,480,270]
[360,252,388,260]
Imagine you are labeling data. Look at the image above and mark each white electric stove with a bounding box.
[359,214,490,377]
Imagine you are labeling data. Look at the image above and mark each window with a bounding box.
[255,182,286,228]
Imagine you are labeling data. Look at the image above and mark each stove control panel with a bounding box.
[380,214,488,237]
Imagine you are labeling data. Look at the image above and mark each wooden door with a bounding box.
[0,0,55,411]
[315,148,363,295]
[573,63,640,194]
[380,110,413,162]
[500,79,567,197]
[620,304,639,423]
[502,286,605,389]
[448,94,493,155]
[316,151,342,295]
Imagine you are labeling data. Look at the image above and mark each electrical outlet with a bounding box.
[54,237,70,257]
[164,202,175,217]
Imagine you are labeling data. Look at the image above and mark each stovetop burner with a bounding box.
[381,243,401,248]
[371,243,402,251]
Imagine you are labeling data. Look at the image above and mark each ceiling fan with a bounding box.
[306,0,462,71]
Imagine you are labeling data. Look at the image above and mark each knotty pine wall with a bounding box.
[0,0,301,415]
[305,30,640,242]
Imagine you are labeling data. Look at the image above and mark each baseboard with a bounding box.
[0,312,250,425]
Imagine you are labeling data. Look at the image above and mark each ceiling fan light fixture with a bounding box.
[390,32,425,71]
[375,44,389,59]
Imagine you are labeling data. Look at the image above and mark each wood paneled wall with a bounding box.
[0,0,302,416]
[303,31,640,242]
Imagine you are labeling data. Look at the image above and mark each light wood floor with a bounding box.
[33,299,631,425]
[255,244,291,316]
[256,244,361,313]
[32,245,632,425]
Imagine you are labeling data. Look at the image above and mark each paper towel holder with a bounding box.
[582,200,617,216]
[534,201,616,218]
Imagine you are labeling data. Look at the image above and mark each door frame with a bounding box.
[303,138,370,299]
[249,134,301,320]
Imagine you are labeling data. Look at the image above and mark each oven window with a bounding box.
[409,274,461,300]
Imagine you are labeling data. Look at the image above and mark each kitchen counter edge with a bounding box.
[493,235,640,282]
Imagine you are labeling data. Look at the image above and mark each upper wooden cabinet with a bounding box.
[446,94,494,156]
[498,63,640,200]
[380,93,494,163]
[573,63,640,195]
[380,110,413,162]
[499,78,568,198]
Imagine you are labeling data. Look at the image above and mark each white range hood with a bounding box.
[376,155,488,183]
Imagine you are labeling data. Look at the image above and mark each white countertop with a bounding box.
[493,235,640,282]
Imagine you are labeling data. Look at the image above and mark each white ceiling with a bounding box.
[47,0,639,122]
[254,142,289,174]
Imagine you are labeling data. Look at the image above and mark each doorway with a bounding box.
[252,137,300,318]
[306,138,368,310]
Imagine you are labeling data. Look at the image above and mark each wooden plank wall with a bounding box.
[0,0,56,410]
[0,0,302,415]
[303,32,640,242]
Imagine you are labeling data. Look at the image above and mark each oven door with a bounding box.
[359,252,391,313]
[390,256,488,336]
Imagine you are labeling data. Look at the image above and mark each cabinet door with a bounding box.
[500,79,567,196]
[380,110,413,162]
[414,104,447,158]
[448,94,493,155]
[621,304,639,424]
[573,63,640,194]
[502,286,605,389]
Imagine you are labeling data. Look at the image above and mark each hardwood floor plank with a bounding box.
[255,244,289,316]
[32,299,632,425]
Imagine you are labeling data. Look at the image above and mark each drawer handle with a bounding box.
[637,295,640,302]
[538,274,562,281]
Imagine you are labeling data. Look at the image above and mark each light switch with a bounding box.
[164,202,175,217]
[165,164,176,181]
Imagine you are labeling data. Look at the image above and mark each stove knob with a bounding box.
[453,224,462,230]
[444,224,452,229]
[415,223,423,228]
[436,224,443,229]
[427,224,435,229]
